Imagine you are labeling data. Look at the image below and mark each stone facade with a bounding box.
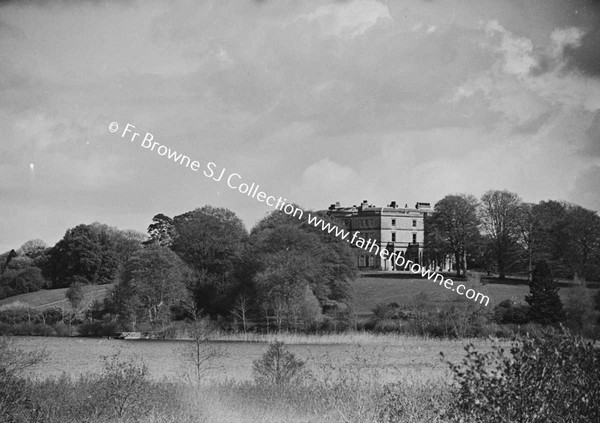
[326,200,432,270]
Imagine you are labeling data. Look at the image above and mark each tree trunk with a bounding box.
[454,252,461,277]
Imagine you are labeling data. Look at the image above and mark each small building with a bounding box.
[326,200,432,270]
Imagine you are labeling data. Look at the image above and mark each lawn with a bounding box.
[350,272,596,315]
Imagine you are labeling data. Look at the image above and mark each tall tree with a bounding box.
[44,223,143,289]
[168,206,248,317]
[248,209,356,330]
[531,200,571,277]
[479,190,522,279]
[426,194,481,277]
[145,214,176,247]
[525,260,565,324]
[564,206,600,283]
[115,245,193,330]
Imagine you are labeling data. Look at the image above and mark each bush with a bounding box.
[493,299,530,324]
[443,329,600,422]
[93,355,152,419]
[0,336,46,422]
[253,341,305,387]
[78,320,118,337]
[37,307,64,325]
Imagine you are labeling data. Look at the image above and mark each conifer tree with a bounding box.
[526,260,565,324]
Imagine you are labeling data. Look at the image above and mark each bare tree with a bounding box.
[231,294,251,335]
[178,317,228,384]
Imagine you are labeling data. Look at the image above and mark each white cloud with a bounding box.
[301,158,358,187]
[484,20,536,77]
[550,27,584,58]
[302,0,391,39]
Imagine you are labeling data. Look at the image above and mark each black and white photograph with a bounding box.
[1,1,599,422]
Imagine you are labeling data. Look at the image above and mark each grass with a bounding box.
[351,272,598,314]
[4,337,454,423]
[0,284,113,312]
[212,331,491,347]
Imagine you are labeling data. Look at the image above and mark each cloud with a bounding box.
[484,20,536,78]
[291,158,360,208]
[570,165,600,212]
[564,17,600,77]
[301,0,391,39]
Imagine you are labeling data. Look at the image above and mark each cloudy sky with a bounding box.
[1,0,599,252]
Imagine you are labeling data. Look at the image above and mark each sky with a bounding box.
[1,0,599,253]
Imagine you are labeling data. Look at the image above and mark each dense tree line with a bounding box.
[426,190,600,282]
[2,189,599,334]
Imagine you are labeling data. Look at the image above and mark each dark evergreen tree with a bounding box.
[525,260,565,324]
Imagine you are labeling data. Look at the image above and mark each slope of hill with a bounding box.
[0,284,113,313]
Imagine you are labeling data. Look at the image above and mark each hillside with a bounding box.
[0,284,113,313]
[0,273,595,318]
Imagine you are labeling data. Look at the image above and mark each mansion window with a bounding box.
[412,233,417,244]
[391,232,396,242]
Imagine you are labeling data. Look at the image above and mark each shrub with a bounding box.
[0,336,46,422]
[253,341,305,387]
[493,299,530,325]
[443,329,600,422]
[78,320,118,337]
[37,307,64,325]
[92,355,152,419]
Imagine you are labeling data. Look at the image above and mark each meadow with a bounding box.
[7,334,481,423]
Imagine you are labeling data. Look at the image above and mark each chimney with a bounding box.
[390,201,396,208]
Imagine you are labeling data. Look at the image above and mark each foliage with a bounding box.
[0,267,46,299]
[0,336,47,422]
[249,209,356,331]
[426,194,481,277]
[94,355,152,418]
[65,283,85,311]
[43,224,120,288]
[564,285,600,338]
[479,190,522,279]
[25,355,193,423]
[145,213,176,247]
[493,299,530,325]
[253,341,306,387]
[443,329,600,423]
[169,206,248,317]
[526,260,565,325]
[114,245,193,329]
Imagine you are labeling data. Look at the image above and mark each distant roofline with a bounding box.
[327,200,432,213]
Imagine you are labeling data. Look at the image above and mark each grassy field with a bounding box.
[350,272,596,314]
[0,284,113,312]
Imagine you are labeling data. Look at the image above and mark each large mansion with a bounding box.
[326,200,432,270]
